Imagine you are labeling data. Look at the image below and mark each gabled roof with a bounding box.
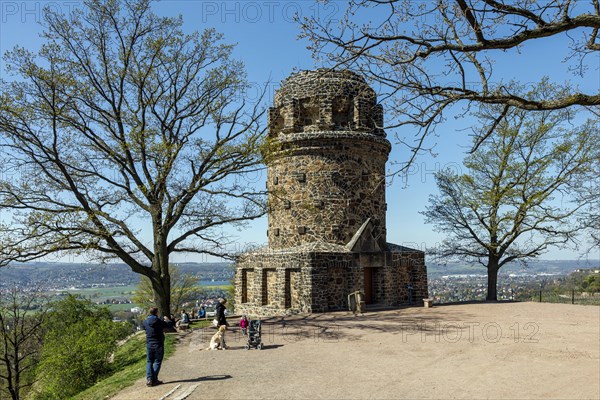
[345,218,388,253]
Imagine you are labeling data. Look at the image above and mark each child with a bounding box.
[239,315,249,336]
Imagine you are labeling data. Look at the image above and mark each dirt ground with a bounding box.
[111,302,600,400]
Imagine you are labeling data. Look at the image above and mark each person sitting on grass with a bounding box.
[181,309,190,324]
[163,315,176,333]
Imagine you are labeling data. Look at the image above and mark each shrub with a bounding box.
[33,295,130,399]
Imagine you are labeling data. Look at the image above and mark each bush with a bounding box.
[33,295,130,399]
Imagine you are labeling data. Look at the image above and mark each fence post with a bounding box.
[539,290,542,303]
[572,290,575,305]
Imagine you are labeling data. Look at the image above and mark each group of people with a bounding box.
[142,299,231,387]
[158,307,209,333]
[183,307,207,319]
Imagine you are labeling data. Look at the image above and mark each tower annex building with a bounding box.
[235,69,428,316]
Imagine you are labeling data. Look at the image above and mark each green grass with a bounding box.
[106,303,137,312]
[532,292,600,306]
[190,319,214,329]
[72,333,177,400]
[52,285,138,298]
[203,284,233,290]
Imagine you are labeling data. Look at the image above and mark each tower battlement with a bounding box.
[268,69,384,136]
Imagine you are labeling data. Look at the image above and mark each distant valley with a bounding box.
[0,261,233,290]
[1,259,596,290]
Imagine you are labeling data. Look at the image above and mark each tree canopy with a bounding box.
[0,0,267,315]
[422,93,598,300]
[35,295,129,399]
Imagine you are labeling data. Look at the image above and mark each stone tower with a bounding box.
[235,69,428,316]
[266,70,388,249]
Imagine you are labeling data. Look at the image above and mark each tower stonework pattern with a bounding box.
[235,70,428,316]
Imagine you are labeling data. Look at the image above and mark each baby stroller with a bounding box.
[244,320,263,350]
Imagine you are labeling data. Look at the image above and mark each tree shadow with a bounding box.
[167,374,232,384]
[258,306,481,342]
[195,305,488,344]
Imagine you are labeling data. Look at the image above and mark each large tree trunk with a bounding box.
[150,271,171,317]
[154,261,171,317]
[486,258,499,301]
[152,219,171,316]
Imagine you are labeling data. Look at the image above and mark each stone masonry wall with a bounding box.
[235,247,427,317]
[267,135,389,248]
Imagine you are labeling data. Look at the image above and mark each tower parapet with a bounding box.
[268,69,384,136]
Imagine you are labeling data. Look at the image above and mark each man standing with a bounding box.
[215,298,229,349]
[143,307,166,386]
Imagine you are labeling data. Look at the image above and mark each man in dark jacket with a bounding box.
[215,298,228,327]
[143,307,166,386]
[215,298,228,348]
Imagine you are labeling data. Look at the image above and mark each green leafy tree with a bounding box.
[423,94,598,300]
[0,0,266,317]
[34,295,129,399]
[582,274,600,292]
[572,158,600,253]
[299,0,599,161]
[0,286,49,400]
[132,264,204,314]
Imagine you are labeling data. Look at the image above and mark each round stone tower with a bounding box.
[266,69,391,249]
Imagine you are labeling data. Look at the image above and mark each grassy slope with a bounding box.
[73,320,213,400]
[72,333,177,400]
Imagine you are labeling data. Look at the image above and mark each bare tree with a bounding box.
[573,159,600,255]
[422,99,598,300]
[0,0,266,316]
[0,286,49,400]
[299,0,600,162]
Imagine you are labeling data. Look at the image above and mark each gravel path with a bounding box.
[111,302,600,400]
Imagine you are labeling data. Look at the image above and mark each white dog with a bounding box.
[204,325,227,350]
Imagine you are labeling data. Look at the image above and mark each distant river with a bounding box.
[200,280,231,286]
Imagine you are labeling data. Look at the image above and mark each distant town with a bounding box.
[0,262,234,317]
[1,259,598,308]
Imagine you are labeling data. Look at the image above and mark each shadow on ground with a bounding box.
[167,374,232,384]
[213,307,481,344]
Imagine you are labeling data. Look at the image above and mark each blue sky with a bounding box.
[0,0,597,262]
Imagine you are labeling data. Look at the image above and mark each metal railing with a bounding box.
[530,290,600,306]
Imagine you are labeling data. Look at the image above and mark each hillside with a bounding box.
[426,259,597,278]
